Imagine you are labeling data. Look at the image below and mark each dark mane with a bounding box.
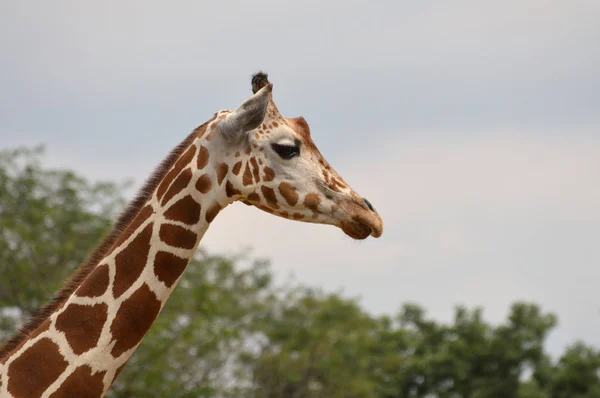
[0,117,215,360]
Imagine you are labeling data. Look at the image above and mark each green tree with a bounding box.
[381,302,557,398]
[242,288,380,398]
[549,342,600,398]
[0,146,126,339]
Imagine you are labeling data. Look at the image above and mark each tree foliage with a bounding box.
[0,146,126,336]
[1,146,600,398]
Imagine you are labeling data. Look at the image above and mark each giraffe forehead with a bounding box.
[285,116,318,151]
[254,116,314,145]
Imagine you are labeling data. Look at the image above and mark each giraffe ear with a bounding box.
[218,84,272,142]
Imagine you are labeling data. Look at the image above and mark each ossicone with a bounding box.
[252,71,271,94]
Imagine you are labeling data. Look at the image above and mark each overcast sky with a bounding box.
[1,1,599,357]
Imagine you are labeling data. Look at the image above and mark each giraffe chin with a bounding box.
[339,213,383,240]
[340,220,373,240]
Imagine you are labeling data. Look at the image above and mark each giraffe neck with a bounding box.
[0,116,232,398]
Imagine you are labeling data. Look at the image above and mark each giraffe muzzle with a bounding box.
[338,197,384,240]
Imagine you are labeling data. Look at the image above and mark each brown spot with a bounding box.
[195,173,212,194]
[235,151,241,157]
[205,202,222,223]
[226,181,241,198]
[272,121,279,127]
[232,161,242,175]
[250,157,261,183]
[252,144,258,149]
[247,192,260,202]
[261,186,279,208]
[263,167,275,182]
[256,204,274,214]
[205,131,214,141]
[287,117,315,149]
[304,193,321,212]
[278,182,299,206]
[242,162,253,186]
[244,146,252,155]
[76,264,110,298]
[49,365,106,398]
[261,123,267,130]
[328,183,342,193]
[159,224,198,250]
[7,338,68,398]
[194,121,210,137]
[259,147,264,152]
[156,146,196,200]
[196,145,210,170]
[114,205,153,248]
[154,251,189,288]
[331,177,346,190]
[216,163,229,185]
[259,158,264,165]
[110,284,161,357]
[293,213,305,220]
[161,168,192,206]
[164,195,201,225]
[3,320,52,366]
[113,224,153,298]
[55,303,108,355]
[279,211,289,218]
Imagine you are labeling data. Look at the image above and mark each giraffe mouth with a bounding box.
[338,201,384,240]
[340,219,374,240]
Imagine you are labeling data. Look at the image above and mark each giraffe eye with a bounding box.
[271,143,300,160]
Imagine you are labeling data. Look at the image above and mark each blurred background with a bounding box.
[1,1,599,396]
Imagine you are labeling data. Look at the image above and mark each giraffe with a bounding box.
[0,72,383,397]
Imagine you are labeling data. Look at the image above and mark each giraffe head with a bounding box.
[204,72,383,240]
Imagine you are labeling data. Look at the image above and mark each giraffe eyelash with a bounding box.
[271,143,300,160]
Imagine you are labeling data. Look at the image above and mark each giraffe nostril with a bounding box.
[363,198,375,212]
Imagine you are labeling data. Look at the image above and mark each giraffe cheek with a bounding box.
[260,186,279,209]
[278,182,299,207]
[262,167,275,182]
[242,162,254,186]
